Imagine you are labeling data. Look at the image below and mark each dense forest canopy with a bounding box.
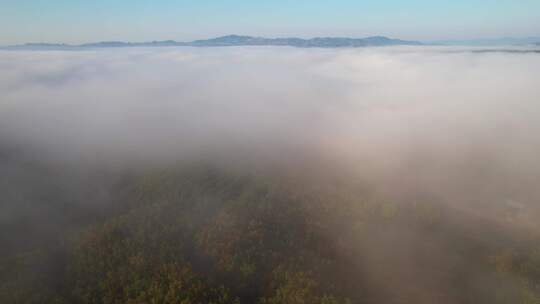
[1,153,539,304]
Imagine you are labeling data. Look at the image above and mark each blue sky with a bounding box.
[1,0,539,44]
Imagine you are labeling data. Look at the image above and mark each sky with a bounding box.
[0,0,539,45]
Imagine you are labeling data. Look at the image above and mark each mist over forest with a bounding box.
[1,46,540,303]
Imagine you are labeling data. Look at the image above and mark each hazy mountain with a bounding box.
[80,40,188,47]
[5,35,540,50]
[2,34,421,49]
[190,34,422,47]
[4,43,75,50]
[432,37,540,46]
[79,41,133,47]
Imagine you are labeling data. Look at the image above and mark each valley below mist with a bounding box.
[1,46,540,304]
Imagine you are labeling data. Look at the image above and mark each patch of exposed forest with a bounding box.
[1,161,539,304]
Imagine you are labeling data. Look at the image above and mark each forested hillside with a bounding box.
[1,157,539,304]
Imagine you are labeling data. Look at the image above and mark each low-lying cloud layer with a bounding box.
[1,46,540,224]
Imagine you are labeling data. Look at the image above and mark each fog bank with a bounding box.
[1,46,540,225]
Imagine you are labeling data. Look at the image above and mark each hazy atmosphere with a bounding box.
[2,46,540,303]
[2,1,540,303]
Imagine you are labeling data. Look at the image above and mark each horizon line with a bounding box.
[2,33,540,48]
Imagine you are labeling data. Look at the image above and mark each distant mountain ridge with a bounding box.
[189,34,421,47]
[432,37,540,46]
[3,34,421,49]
